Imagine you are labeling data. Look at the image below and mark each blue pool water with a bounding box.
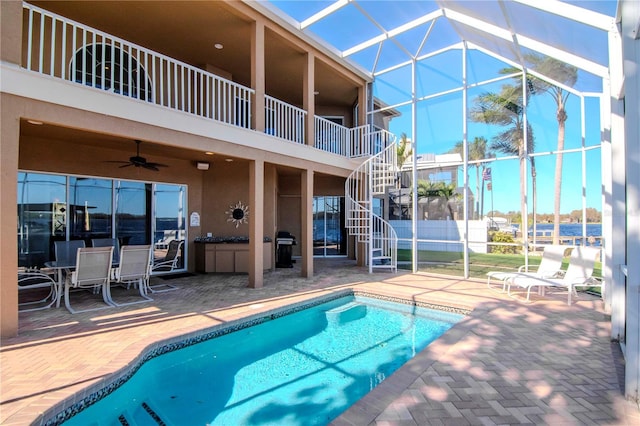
[59,294,463,426]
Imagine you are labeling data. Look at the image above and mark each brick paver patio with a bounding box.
[2,258,638,425]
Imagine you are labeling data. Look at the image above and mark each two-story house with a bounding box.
[1,1,397,337]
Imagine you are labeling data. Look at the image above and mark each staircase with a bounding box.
[345,137,398,273]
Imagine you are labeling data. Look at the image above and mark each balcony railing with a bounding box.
[21,2,394,158]
[265,95,306,144]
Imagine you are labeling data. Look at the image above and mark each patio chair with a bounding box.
[64,246,114,314]
[110,245,153,306]
[91,238,120,265]
[18,268,58,312]
[149,240,184,293]
[54,240,86,267]
[507,246,602,305]
[486,245,567,292]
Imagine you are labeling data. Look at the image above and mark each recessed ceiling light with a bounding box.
[214,43,223,50]
[27,119,43,125]
[225,158,234,162]
[205,151,214,155]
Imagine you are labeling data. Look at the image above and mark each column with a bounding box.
[303,52,315,147]
[251,21,265,132]
[301,169,313,278]
[249,160,264,288]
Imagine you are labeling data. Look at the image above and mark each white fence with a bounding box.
[391,220,489,253]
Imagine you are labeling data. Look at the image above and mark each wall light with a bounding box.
[196,162,210,170]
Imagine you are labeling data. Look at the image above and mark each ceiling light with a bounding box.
[225,158,234,162]
[205,151,214,155]
[27,119,43,125]
[214,43,223,50]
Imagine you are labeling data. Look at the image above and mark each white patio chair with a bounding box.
[110,245,153,306]
[18,269,58,312]
[64,246,114,314]
[507,246,602,305]
[486,245,567,292]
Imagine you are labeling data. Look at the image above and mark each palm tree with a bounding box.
[417,180,460,220]
[395,133,412,220]
[448,137,493,219]
[470,83,535,243]
[523,54,578,244]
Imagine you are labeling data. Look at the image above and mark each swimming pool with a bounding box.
[52,293,464,425]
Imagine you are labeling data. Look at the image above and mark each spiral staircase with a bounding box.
[345,138,398,273]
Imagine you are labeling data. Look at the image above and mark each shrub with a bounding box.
[488,231,517,254]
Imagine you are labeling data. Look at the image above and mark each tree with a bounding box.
[470,83,535,244]
[417,180,460,220]
[524,54,578,244]
[394,133,412,220]
[448,137,493,219]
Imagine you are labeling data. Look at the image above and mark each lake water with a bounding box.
[57,295,463,426]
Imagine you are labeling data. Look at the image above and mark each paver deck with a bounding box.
[2,258,638,425]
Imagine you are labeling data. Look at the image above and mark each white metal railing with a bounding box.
[22,3,253,129]
[265,95,306,144]
[21,2,394,158]
[349,126,397,158]
[315,116,350,156]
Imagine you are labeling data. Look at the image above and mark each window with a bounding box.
[71,43,153,101]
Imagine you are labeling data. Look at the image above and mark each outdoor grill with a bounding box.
[275,231,296,268]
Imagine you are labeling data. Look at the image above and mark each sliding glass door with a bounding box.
[17,171,187,271]
[313,196,346,257]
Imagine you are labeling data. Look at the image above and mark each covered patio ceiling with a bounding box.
[257,0,619,94]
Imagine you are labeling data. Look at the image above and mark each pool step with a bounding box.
[119,401,167,426]
[326,302,367,325]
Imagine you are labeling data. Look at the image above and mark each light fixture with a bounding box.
[313,91,320,95]
[214,43,223,50]
[196,162,210,170]
[205,151,214,156]
[27,119,43,125]
[225,158,234,162]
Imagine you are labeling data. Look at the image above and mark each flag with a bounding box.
[482,167,492,181]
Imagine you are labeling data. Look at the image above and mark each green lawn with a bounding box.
[397,249,603,290]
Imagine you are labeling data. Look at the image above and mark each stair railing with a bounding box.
[345,138,398,272]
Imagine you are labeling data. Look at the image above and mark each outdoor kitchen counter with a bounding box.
[194,240,272,273]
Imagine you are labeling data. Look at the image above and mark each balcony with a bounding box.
[20,2,394,159]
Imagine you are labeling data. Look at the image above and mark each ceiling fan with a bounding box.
[108,140,168,171]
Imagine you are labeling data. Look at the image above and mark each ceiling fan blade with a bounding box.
[143,163,160,171]
[147,162,168,168]
[119,163,134,168]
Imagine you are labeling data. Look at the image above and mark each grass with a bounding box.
[397,249,603,293]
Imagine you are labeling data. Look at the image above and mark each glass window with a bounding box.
[17,172,67,268]
[154,184,186,269]
[115,180,151,246]
[69,177,113,243]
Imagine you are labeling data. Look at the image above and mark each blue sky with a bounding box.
[270,0,612,215]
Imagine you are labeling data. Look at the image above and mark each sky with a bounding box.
[269,0,616,215]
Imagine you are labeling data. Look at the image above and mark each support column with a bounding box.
[301,169,313,278]
[303,52,315,147]
[251,21,265,132]
[0,101,20,338]
[249,160,264,288]
[621,0,640,402]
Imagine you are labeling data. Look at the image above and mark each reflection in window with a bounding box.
[115,181,151,246]
[17,172,187,271]
[69,177,113,242]
[313,196,346,257]
[17,173,66,268]
[154,184,186,268]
